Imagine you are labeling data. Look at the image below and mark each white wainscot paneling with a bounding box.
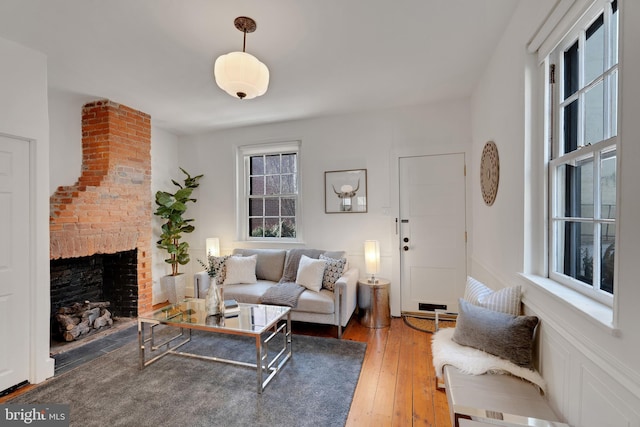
[535,318,640,427]
[538,323,571,421]
[577,364,640,427]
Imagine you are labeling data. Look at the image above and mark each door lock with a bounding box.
[403,237,409,243]
[403,246,409,251]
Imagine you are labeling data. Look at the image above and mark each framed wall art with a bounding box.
[324,169,368,213]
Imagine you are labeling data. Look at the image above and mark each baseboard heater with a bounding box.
[419,303,447,311]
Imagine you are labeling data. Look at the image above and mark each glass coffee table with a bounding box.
[138,298,292,393]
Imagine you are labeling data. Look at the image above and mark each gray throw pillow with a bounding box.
[452,298,539,368]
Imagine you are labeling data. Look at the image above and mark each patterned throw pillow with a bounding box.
[463,276,521,316]
[319,254,347,291]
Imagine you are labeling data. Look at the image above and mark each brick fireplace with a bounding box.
[49,100,152,319]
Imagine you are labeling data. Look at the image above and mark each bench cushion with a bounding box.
[444,365,563,427]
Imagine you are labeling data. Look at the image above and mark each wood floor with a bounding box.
[294,316,451,426]
[341,317,452,427]
[1,316,452,427]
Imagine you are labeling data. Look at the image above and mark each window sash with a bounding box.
[548,0,617,304]
[236,141,301,241]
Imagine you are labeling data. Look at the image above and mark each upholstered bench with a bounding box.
[443,365,568,427]
[433,277,570,427]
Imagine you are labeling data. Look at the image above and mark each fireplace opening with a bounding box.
[50,249,138,348]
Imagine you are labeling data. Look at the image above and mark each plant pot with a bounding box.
[161,274,187,303]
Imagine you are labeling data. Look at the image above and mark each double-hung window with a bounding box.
[237,141,300,241]
[548,0,618,304]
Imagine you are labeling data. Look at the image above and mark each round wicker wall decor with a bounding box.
[480,141,499,206]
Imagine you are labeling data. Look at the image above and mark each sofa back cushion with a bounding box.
[232,249,287,282]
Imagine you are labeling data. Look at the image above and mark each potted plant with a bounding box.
[154,167,203,302]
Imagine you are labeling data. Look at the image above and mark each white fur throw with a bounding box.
[432,327,547,393]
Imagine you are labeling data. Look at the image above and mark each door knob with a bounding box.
[403,246,409,251]
[403,237,409,243]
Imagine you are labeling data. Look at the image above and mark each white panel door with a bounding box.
[399,153,466,314]
[0,135,30,392]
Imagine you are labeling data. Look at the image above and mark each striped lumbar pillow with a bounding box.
[463,276,521,316]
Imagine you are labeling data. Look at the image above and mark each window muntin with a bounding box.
[237,141,301,241]
[549,0,618,303]
[248,152,297,238]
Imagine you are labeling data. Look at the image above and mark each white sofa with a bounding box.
[194,248,358,338]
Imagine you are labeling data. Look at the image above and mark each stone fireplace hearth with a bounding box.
[49,100,152,333]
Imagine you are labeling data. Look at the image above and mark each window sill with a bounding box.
[519,273,619,337]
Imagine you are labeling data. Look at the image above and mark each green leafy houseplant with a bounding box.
[154,168,203,276]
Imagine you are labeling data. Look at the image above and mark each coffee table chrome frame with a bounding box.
[138,310,292,393]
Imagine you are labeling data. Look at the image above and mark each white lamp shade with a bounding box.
[214,51,269,99]
[206,237,220,257]
[364,240,380,276]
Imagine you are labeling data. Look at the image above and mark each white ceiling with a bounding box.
[0,0,519,135]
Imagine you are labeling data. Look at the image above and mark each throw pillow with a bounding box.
[464,276,522,316]
[296,255,326,292]
[223,254,258,285]
[319,254,347,291]
[280,249,325,283]
[452,299,539,368]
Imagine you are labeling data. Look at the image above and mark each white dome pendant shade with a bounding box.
[214,16,269,100]
[214,51,269,100]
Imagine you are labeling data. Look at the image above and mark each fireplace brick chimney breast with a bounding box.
[50,100,153,313]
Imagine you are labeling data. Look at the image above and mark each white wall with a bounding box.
[150,127,180,304]
[470,1,640,425]
[0,37,55,383]
[47,89,94,194]
[178,99,472,315]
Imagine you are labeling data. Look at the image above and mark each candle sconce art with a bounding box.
[324,169,367,213]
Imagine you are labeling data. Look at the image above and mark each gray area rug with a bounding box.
[10,331,366,427]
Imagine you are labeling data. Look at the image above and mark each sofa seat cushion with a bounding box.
[296,289,335,314]
[222,281,275,305]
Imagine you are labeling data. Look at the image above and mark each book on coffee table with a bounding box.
[224,299,240,317]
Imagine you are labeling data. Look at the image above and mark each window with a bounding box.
[236,141,300,241]
[548,0,618,304]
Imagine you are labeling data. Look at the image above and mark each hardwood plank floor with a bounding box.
[1,315,451,427]
[341,316,452,427]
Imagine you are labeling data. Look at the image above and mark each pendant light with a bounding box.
[214,16,269,100]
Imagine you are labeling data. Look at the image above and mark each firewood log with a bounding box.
[56,313,81,331]
[58,301,110,315]
[93,309,113,329]
[62,319,91,342]
[82,307,100,325]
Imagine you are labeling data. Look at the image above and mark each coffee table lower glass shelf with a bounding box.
[138,299,292,393]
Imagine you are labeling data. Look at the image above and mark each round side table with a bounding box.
[357,278,391,328]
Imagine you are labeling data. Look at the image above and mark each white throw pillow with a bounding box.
[296,255,326,292]
[223,255,258,285]
[463,276,521,316]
